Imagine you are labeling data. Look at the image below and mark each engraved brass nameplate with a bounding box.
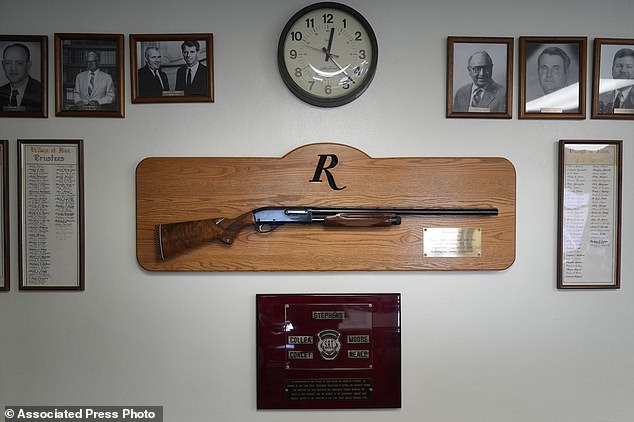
[423,228,482,257]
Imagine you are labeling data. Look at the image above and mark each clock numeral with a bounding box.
[355,31,362,41]
[305,18,314,28]
[308,80,315,90]
[289,49,297,60]
[291,31,303,42]
[322,13,333,24]
[359,49,366,60]
[342,18,347,28]
[325,85,333,95]
[295,68,302,78]
[353,66,362,77]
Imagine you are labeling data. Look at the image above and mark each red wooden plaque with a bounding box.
[256,294,401,409]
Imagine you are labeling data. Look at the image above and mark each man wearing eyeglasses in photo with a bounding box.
[453,51,506,113]
[0,43,42,111]
[72,50,115,110]
[598,48,634,113]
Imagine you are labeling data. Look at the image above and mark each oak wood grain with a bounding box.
[136,143,516,271]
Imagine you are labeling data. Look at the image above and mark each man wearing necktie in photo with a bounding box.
[453,51,506,113]
[137,46,170,97]
[0,43,42,111]
[175,40,208,96]
[598,48,634,113]
[72,50,115,109]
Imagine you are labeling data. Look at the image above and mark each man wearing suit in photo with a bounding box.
[72,50,115,109]
[524,45,579,113]
[137,46,170,97]
[175,40,208,96]
[598,48,634,113]
[0,43,42,111]
[453,51,506,113]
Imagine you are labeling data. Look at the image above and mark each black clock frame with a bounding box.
[277,2,378,107]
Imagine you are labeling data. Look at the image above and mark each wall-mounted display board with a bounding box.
[136,143,516,272]
[557,140,622,289]
[18,140,84,290]
[1,140,8,291]
[256,293,401,409]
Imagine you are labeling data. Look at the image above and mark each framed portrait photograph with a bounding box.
[0,35,47,118]
[592,38,634,119]
[130,34,214,104]
[519,37,586,119]
[54,33,124,117]
[1,140,8,291]
[446,36,513,118]
[557,140,622,289]
[18,140,85,290]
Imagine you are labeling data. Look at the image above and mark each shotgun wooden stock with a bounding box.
[156,211,255,260]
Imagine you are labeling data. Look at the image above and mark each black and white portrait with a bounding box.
[55,33,124,117]
[520,37,586,119]
[448,37,512,119]
[0,35,47,117]
[593,38,634,119]
[131,34,214,104]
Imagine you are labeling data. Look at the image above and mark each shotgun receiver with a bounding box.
[155,206,498,261]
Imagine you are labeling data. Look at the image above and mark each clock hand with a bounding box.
[302,43,339,58]
[325,27,335,62]
[323,51,356,84]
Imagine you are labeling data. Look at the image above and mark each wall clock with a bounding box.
[277,2,378,107]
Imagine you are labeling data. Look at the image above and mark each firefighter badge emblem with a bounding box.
[316,329,342,360]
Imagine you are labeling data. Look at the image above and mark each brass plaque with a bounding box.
[423,228,482,257]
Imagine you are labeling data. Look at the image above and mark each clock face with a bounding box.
[278,2,378,107]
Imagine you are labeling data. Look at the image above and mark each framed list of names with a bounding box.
[558,140,622,289]
[1,140,8,291]
[18,140,84,290]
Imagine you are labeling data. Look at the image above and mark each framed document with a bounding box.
[557,140,622,289]
[54,33,124,117]
[520,37,586,119]
[18,140,84,290]
[591,38,634,119]
[0,35,48,118]
[257,293,401,409]
[446,36,513,119]
[130,34,214,104]
[1,140,8,291]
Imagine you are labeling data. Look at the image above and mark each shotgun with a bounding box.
[155,206,498,260]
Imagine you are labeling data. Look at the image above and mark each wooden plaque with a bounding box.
[136,143,515,271]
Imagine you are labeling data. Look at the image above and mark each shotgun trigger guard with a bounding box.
[256,223,283,233]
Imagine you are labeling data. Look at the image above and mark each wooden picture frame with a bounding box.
[130,34,214,104]
[55,33,124,117]
[557,140,622,289]
[18,140,85,290]
[519,37,586,119]
[592,38,634,119]
[446,36,513,119]
[0,35,48,118]
[0,140,8,291]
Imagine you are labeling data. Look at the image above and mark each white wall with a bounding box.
[1,0,632,421]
